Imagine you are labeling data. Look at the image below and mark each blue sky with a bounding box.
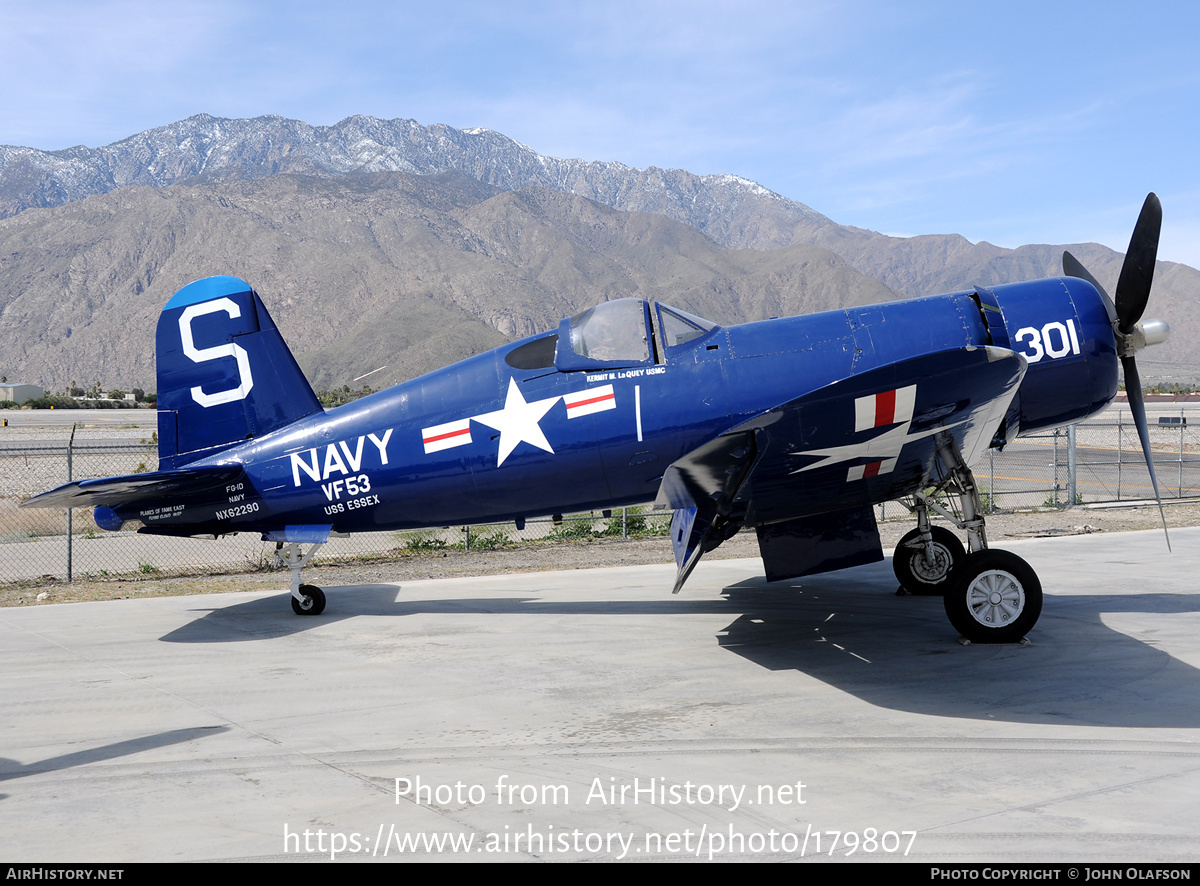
[4,0,1199,266]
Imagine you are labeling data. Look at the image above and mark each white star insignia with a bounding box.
[473,378,562,466]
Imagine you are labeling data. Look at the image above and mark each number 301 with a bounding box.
[1014,319,1081,363]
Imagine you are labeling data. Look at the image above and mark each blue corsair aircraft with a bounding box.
[24,195,1173,643]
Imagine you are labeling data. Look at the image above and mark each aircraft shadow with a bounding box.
[0,725,229,800]
[158,583,736,643]
[718,562,1200,727]
[156,568,1200,728]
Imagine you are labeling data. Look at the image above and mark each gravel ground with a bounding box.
[4,501,1195,607]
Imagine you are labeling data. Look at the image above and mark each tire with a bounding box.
[893,526,965,595]
[291,584,326,616]
[943,550,1042,643]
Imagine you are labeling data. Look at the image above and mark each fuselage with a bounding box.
[127,274,1117,538]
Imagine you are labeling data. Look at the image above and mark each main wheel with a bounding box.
[893,526,964,595]
[944,550,1042,643]
[291,584,326,616]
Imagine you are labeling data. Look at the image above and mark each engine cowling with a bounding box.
[976,276,1119,437]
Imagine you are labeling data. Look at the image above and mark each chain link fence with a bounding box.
[0,431,671,585]
[3,405,1198,586]
[967,406,1200,512]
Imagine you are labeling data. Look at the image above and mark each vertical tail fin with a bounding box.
[155,276,323,467]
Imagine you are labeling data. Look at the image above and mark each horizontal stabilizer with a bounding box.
[20,466,245,509]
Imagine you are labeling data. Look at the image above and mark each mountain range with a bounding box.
[1,114,1194,391]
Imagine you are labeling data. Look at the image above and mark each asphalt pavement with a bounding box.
[2,528,1198,862]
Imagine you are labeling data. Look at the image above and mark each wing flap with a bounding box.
[756,506,882,582]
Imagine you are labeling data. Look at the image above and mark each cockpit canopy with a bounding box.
[556,298,717,371]
[504,298,718,372]
[567,299,651,363]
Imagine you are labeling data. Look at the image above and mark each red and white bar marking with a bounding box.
[422,418,472,454]
[854,385,916,432]
[847,457,899,482]
[565,384,616,418]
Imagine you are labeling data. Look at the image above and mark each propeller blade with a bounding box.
[1115,193,1162,334]
[1063,250,1118,326]
[1122,354,1170,550]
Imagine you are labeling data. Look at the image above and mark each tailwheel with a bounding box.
[944,550,1042,643]
[893,526,964,596]
[291,584,326,616]
[276,540,327,615]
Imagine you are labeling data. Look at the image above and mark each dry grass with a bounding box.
[0,574,284,607]
[0,497,103,542]
[4,502,1198,609]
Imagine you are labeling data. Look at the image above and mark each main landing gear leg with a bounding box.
[277,541,326,616]
[897,438,1042,643]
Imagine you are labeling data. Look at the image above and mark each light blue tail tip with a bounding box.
[164,276,253,310]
